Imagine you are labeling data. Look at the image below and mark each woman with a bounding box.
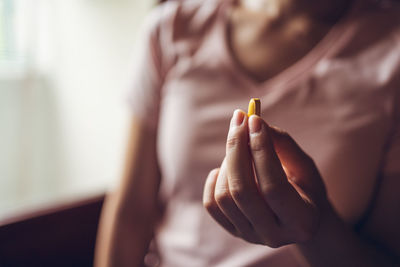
[95,0,400,266]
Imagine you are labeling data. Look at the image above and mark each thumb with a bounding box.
[268,126,326,201]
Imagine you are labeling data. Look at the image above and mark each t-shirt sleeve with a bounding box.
[127,7,166,129]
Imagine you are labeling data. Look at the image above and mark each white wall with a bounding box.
[0,0,156,217]
[52,0,156,191]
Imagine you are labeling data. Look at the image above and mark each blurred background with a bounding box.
[0,0,156,220]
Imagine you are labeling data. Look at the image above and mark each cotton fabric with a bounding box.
[128,0,400,266]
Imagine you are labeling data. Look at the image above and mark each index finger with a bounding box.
[225,110,281,236]
[248,115,312,227]
[225,110,254,193]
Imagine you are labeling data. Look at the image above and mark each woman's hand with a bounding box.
[203,109,331,247]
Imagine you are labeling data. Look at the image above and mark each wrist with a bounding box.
[293,199,358,266]
[306,198,345,244]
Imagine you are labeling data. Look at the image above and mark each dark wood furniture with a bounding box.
[0,194,105,267]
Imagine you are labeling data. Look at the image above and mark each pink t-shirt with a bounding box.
[129,0,400,266]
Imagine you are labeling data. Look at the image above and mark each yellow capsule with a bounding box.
[247,98,261,117]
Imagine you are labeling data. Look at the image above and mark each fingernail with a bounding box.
[231,109,245,127]
[249,115,262,134]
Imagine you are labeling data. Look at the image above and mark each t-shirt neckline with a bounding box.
[217,0,362,93]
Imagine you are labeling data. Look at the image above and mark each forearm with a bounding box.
[294,204,398,267]
[95,193,156,267]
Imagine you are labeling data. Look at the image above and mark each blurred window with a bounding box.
[0,0,28,78]
[0,0,155,220]
[0,0,15,61]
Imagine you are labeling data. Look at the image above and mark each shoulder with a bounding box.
[335,1,400,81]
[147,0,224,41]
[141,0,225,75]
[353,0,400,47]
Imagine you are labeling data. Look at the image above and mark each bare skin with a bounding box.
[203,111,400,266]
[94,118,161,267]
[229,0,351,82]
[203,0,400,265]
[96,0,400,266]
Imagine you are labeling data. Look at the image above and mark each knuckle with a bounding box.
[226,133,243,151]
[260,182,286,202]
[228,227,240,237]
[229,185,248,203]
[203,197,217,212]
[214,189,233,207]
[263,237,286,248]
[250,135,268,153]
[266,240,280,249]
[208,168,219,178]
[257,229,280,248]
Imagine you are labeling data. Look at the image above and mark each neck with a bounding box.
[238,0,354,23]
[238,0,293,18]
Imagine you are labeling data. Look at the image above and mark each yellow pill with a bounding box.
[247,98,261,117]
